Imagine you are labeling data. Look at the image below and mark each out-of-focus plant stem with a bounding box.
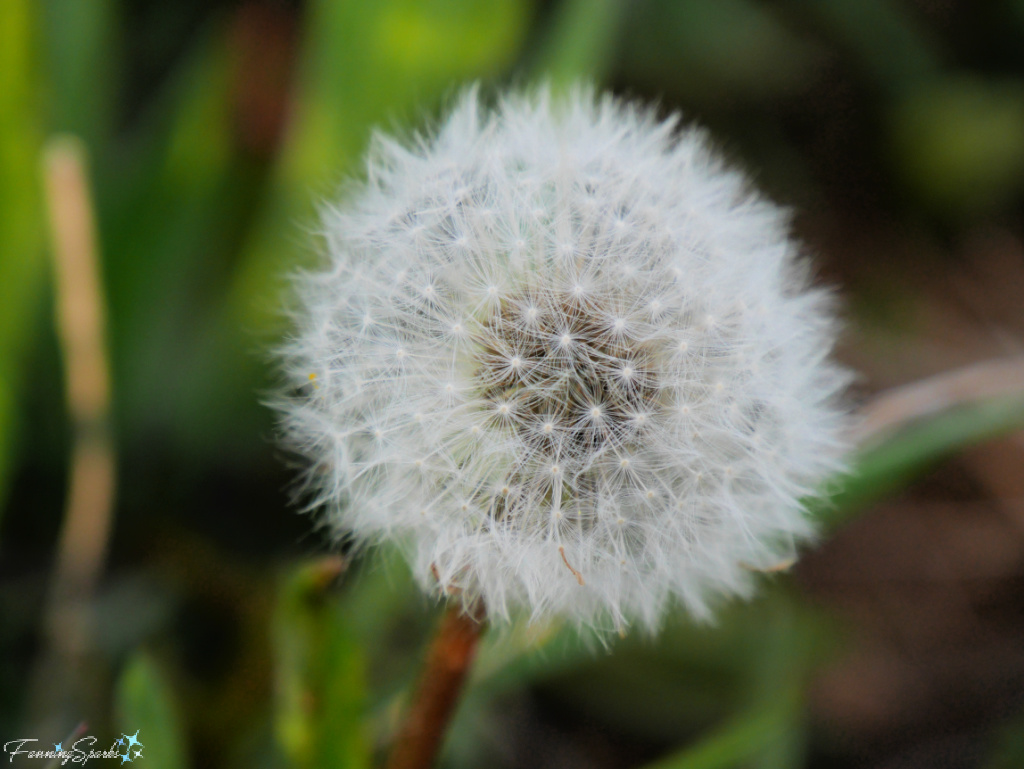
[29,136,116,727]
[854,355,1024,446]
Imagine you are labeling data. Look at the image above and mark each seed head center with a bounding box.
[472,293,660,521]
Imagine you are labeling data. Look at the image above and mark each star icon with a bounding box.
[54,743,62,752]
[134,749,143,758]
[117,737,124,746]
[121,753,131,764]
[125,731,142,750]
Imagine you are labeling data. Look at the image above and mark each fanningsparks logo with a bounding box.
[4,731,144,764]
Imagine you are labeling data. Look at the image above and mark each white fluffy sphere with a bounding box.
[278,87,849,631]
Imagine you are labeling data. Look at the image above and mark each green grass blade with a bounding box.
[96,31,254,457]
[816,393,1024,528]
[40,0,117,144]
[115,653,190,769]
[0,0,46,520]
[528,0,624,87]
[273,558,370,769]
[642,698,798,769]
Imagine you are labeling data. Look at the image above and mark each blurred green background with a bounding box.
[5,1,1024,768]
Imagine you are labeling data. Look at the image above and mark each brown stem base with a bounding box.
[386,603,486,769]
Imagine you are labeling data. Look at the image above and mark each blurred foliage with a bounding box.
[620,0,827,106]
[527,0,623,89]
[5,0,1024,768]
[987,707,1024,769]
[890,77,1024,216]
[273,558,369,769]
[643,701,800,769]
[0,0,46,515]
[791,0,940,96]
[116,654,188,769]
[816,393,1024,527]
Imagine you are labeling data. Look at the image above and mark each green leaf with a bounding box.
[115,653,189,769]
[96,31,253,458]
[536,590,827,740]
[273,558,369,769]
[40,0,117,144]
[528,0,624,88]
[642,700,798,769]
[444,590,827,767]
[0,0,46,518]
[816,393,1024,528]
[641,602,809,769]
[744,602,808,769]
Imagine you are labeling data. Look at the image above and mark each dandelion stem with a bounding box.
[386,602,486,769]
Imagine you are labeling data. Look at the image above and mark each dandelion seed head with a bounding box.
[277,86,850,632]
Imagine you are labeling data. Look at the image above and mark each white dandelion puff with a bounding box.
[276,86,850,632]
